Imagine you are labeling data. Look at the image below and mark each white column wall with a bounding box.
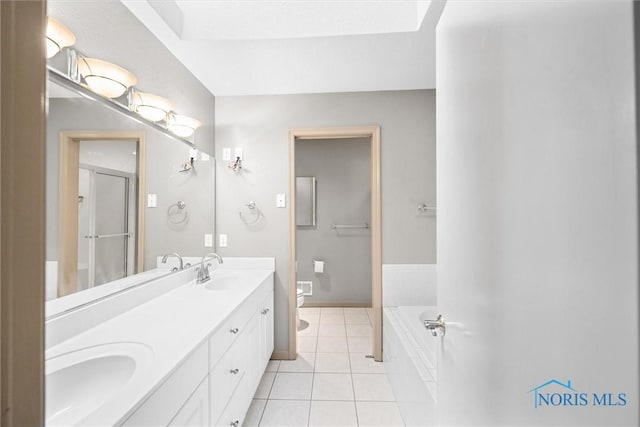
[436,2,638,425]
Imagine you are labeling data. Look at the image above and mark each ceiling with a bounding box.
[121,0,444,96]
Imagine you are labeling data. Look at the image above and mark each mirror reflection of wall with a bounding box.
[45,85,215,303]
[295,176,317,227]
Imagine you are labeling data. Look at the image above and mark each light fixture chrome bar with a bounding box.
[84,232,133,239]
[331,223,369,230]
[47,65,196,148]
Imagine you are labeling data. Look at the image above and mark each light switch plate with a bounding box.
[201,152,210,161]
[234,147,243,160]
[147,194,157,208]
[219,234,228,248]
[276,193,286,208]
[189,148,198,159]
[222,148,231,161]
[204,234,213,247]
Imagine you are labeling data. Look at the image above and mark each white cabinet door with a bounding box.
[169,379,209,427]
[259,291,274,372]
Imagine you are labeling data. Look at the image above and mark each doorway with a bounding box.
[77,163,137,290]
[57,130,146,297]
[288,126,382,361]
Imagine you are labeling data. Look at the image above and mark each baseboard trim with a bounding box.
[270,350,292,360]
[301,301,371,308]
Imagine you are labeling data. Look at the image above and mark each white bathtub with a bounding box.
[384,306,438,427]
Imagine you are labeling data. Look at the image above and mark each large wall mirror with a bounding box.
[45,77,215,317]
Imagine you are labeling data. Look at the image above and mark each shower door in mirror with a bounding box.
[77,165,136,291]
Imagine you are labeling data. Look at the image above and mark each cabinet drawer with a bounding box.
[122,345,208,426]
[209,297,256,370]
[213,375,251,427]
[169,378,209,427]
[209,332,249,423]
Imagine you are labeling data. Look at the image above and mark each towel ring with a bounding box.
[239,201,261,225]
[167,200,189,224]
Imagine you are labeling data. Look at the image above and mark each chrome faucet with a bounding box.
[197,252,223,284]
[161,252,183,271]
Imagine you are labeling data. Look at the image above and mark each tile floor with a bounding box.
[244,307,404,427]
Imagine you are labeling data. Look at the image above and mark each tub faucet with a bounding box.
[161,252,183,271]
[197,252,223,284]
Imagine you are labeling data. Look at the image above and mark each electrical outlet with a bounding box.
[276,193,286,208]
[219,234,228,248]
[201,152,210,161]
[222,148,231,161]
[147,194,157,208]
[204,234,213,247]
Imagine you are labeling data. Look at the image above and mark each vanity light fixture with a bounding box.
[131,91,175,122]
[78,57,138,99]
[168,114,201,138]
[46,17,76,59]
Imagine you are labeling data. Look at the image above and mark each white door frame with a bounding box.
[58,130,146,297]
[287,126,382,361]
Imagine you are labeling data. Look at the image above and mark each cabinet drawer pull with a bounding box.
[230,328,239,334]
[230,421,239,427]
[230,368,239,374]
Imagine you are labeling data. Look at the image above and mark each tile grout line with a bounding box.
[346,315,361,427]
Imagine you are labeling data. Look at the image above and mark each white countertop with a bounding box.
[45,266,274,426]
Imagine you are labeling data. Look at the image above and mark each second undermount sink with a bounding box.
[46,342,153,426]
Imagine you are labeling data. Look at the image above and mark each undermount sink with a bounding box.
[46,342,153,426]
[203,270,241,291]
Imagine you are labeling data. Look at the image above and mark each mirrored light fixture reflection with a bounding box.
[78,57,138,99]
[46,17,76,58]
[168,114,202,138]
[131,91,175,122]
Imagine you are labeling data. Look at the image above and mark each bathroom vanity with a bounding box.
[45,258,274,426]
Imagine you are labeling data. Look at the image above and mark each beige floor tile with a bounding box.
[356,401,404,426]
[297,336,318,353]
[314,352,351,373]
[318,323,346,337]
[346,324,372,337]
[349,353,386,374]
[278,352,315,373]
[269,372,313,400]
[352,374,396,402]
[344,313,371,325]
[319,314,345,325]
[347,336,372,353]
[311,373,354,401]
[320,307,344,314]
[343,307,369,314]
[308,401,357,427]
[260,400,310,427]
[316,336,348,353]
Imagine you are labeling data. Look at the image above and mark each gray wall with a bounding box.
[46,98,215,270]
[215,89,436,353]
[296,138,371,304]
